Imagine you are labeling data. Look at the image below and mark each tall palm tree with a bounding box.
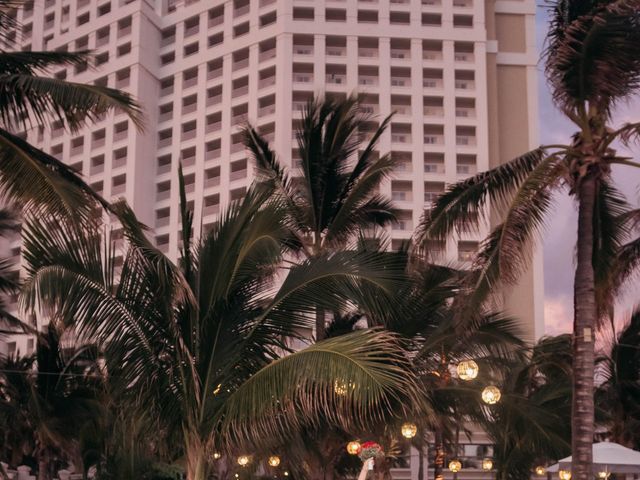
[243,94,396,340]
[595,307,640,449]
[0,322,105,479]
[419,3,640,478]
[0,208,26,335]
[0,0,142,219]
[20,183,420,480]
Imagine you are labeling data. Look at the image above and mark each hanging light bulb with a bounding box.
[535,466,546,476]
[559,470,572,480]
[346,441,362,455]
[481,385,501,404]
[401,422,418,439]
[596,471,610,479]
[448,460,462,473]
[213,452,221,460]
[268,456,281,467]
[237,455,250,467]
[457,360,479,381]
[482,459,493,471]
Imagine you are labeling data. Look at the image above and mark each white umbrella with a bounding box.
[547,442,640,474]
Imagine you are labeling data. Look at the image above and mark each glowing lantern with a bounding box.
[559,470,572,480]
[213,452,221,460]
[449,460,462,473]
[482,459,493,471]
[401,422,418,439]
[457,360,479,381]
[237,455,250,467]
[347,441,362,455]
[268,456,281,467]
[284,472,289,477]
[597,471,610,479]
[535,466,546,476]
[482,385,501,404]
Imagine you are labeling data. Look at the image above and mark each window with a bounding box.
[118,16,132,37]
[390,11,410,24]
[260,11,276,27]
[233,21,249,37]
[117,42,131,57]
[77,12,90,26]
[422,13,441,26]
[293,7,313,20]
[184,15,200,38]
[208,32,223,48]
[183,67,199,89]
[161,26,176,47]
[358,10,377,23]
[97,2,111,16]
[184,42,199,57]
[207,59,223,80]
[325,9,346,22]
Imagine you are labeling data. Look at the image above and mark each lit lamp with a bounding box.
[347,441,362,455]
[401,422,418,439]
[597,471,610,479]
[457,360,479,381]
[481,385,501,405]
[449,460,462,473]
[535,466,546,476]
[237,455,250,467]
[213,452,221,460]
[482,459,493,471]
[268,456,281,467]
[559,469,571,480]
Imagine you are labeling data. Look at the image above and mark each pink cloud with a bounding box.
[544,296,573,335]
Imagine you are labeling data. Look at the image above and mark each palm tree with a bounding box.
[0,0,142,219]
[485,335,573,480]
[0,322,105,479]
[20,183,420,480]
[419,3,640,478]
[596,307,640,449]
[0,208,27,336]
[242,94,396,340]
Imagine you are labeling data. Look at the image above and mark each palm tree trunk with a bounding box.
[37,450,49,480]
[185,440,208,480]
[433,428,445,480]
[418,447,425,480]
[572,174,597,480]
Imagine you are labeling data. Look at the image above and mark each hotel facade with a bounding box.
[1,0,542,476]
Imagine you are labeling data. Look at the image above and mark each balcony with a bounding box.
[203,203,220,216]
[455,80,475,90]
[424,162,444,174]
[293,74,313,84]
[259,76,276,89]
[423,79,443,89]
[454,53,475,63]
[457,163,477,175]
[423,135,443,145]
[230,168,247,181]
[392,105,411,116]
[358,48,378,58]
[358,76,378,86]
[390,78,410,88]
[424,106,444,117]
[259,49,276,62]
[390,50,410,60]
[232,85,249,98]
[391,133,411,144]
[456,136,476,146]
[326,74,346,85]
[294,46,313,56]
[205,176,220,188]
[258,105,276,117]
[326,47,346,57]
[233,58,250,71]
[455,108,476,118]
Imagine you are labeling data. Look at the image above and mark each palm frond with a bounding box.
[418,148,549,242]
[218,329,420,449]
[0,73,143,131]
[0,127,109,219]
[544,0,640,114]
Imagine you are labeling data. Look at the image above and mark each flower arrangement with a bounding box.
[358,441,384,461]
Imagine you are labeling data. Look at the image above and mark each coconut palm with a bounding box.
[0,208,26,335]
[0,322,105,480]
[596,307,640,449]
[20,182,419,480]
[0,0,142,219]
[485,335,573,480]
[419,2,640,477]
[242,94,396,340]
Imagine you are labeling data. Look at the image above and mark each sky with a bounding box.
[534,6,640,335]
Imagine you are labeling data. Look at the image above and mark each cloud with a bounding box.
[544,296,573,335]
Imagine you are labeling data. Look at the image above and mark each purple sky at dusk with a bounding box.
[534,6,640,335]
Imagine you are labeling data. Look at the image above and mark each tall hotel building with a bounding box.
[2,0,542,394]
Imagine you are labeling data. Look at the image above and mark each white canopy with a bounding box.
[547,442,640,474]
